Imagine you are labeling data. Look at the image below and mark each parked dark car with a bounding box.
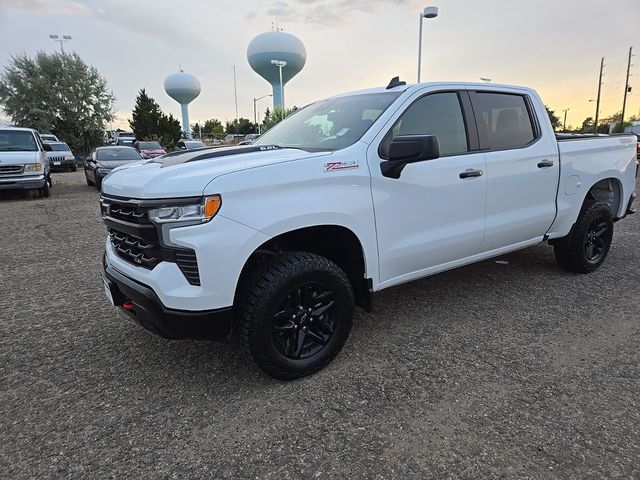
[174,139,206,151]
[134,140,166,158]
[84,146,143,189]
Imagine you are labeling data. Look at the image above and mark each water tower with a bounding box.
[247,31,306,110]
[164,70,201,138]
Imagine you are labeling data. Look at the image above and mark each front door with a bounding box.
[368,90,487,287]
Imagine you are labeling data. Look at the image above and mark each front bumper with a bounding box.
[0,174,46,190]
[104,262,233,340]
[49,159,75,171]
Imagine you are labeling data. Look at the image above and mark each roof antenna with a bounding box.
[386,76,406,89]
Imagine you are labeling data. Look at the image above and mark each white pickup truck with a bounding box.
[101,80,637,379]
[0,127,53,197]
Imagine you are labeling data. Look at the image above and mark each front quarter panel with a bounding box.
[204,144,379,286]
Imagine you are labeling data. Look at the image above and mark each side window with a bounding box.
[472,92,536,149]
[384,92,469,157]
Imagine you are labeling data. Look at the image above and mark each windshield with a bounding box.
[49,143,71,152]
[0,130,38,152]
[254,92,401,151]
[97,148,142,161]
[137,141,162,150]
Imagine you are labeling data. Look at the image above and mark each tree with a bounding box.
[128,88,181,149]
[261,107,298,132]
[0,51,115,154]
[545,106,561,131]
[129,88,163,139]
[225,117,256,135]
[158,113,182,149]
[579,117,594,133]
[202,118,224,135]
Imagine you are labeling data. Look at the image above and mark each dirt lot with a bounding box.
[1,171,639,479]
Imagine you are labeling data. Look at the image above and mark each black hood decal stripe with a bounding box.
[158,145,283,167]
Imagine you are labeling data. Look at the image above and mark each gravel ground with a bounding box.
[1,171,639,479]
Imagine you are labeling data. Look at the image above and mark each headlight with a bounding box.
[97,167,111,174]
[24,163,43,172]
[148,195,222,225]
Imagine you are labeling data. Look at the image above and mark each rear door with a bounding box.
[368,89,488,286]
[469,90,559,251]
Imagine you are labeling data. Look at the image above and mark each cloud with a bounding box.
[0,0,86,14]
[258,0,419,27]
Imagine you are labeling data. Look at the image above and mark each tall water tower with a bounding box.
[247,31,306,110]
[164,70,201,138]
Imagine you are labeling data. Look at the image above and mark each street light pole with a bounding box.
[253,94,273,134]
[271,60,287,111]
[417,6,439,83]
[49,34,72,54]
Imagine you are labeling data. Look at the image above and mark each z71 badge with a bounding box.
[324,161,359,172]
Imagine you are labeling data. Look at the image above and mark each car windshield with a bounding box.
[97,148,142,161]
[254,92,401,151]
[137,141,162,150]
[49,143,71,152]
[0,130,38,152]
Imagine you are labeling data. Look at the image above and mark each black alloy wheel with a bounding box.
[583,215,609,263]
[272,282,336,360]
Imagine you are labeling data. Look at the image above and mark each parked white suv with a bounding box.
[0,127,53,197]
[101,80,637,379]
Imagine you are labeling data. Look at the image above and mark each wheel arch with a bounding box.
[585,177,624,218]
[235,224,373,311]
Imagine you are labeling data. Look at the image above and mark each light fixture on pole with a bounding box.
[49,34,72,54]
[254,94,273,134]
[480,77,491,83]
[270,60,288,111]
[417,5,439,83]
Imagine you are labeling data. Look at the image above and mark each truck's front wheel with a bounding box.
[237,251,355,380]
[553,200,613,273]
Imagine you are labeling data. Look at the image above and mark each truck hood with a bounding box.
[0,151,39,166]
[102,146,332,199]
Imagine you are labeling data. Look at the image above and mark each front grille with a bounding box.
[175,251,201,286]
[108,204,150,224]
[108,228,161,269]
[49,156,66,163]
[103,196,201,286]
[0,165,24,175]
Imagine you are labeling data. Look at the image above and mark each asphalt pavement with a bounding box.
[1,171,639,479]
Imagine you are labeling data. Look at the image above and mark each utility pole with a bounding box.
[620,46,633,130]
[594,57,604,135]
[562,108,570,132]
[233,65,239,139]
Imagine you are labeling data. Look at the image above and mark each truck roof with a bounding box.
[330,81,537,99]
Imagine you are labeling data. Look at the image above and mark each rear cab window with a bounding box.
[470,92,538,150]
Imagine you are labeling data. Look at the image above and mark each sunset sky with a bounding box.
[0,0,638,130]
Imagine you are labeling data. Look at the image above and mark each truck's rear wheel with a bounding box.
[237,251,354,380]
[553,200,613,273]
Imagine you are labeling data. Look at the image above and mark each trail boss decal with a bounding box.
[324,161,359,172]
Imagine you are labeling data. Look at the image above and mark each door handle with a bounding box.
[459,169,483,179]
[537,159,554,168]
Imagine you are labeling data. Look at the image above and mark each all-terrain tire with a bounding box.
[553,199,613,273]
[85,173,95,186]
[237,251,355,380]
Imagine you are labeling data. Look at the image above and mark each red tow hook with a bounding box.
[122,300,135,311]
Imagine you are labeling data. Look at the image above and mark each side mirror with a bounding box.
[42,143,52,152]
[381,135,440,179]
